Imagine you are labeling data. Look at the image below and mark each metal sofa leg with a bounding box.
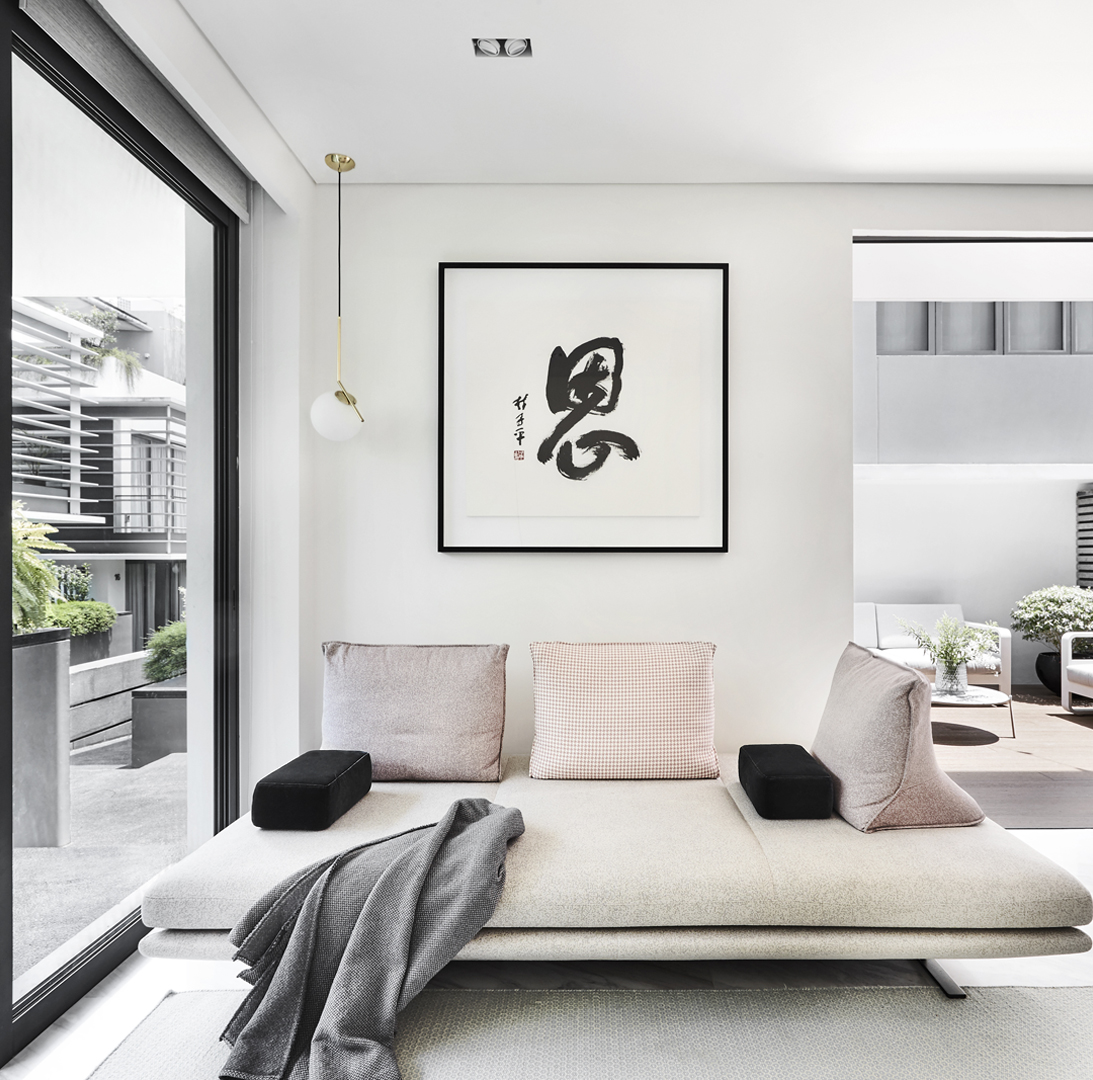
[922,959,967,999]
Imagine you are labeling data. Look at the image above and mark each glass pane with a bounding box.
[1073,301,1093,354]
[876,301,930,354]
[1006,301,1065,353]
[937,302,997,354]
[11,55,214,996]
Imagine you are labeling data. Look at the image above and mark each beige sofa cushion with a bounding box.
[1068,661,1093,690]
[141,758,1092,935]
[811,643,984,832]
[320,643,508,781]
[528,641,718,780]
[142,777,502,930]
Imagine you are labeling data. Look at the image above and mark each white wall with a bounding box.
[238,187,308,800]
[292,182,1093,759]
[855,466,1088,683]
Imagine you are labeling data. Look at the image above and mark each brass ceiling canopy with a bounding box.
[325,153,356,173]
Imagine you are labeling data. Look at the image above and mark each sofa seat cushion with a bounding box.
[489,759,774,927]
[1067,661,1093,690]
[724,783,1091,930]
[142,758,1092,935]
[142,777,501,929]
[872,648,1000,674]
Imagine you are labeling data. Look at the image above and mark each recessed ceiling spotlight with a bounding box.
[473,38,532,57]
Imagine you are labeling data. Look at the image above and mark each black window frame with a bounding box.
[1,4,239,1061]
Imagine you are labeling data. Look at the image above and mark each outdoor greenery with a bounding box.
[898,614,1000,674]
[144,620,187,682]
[11,501,72,633]
[1010,586,1093,657]
[54,562,93,601]
[62,305,143,389]
[48,600,117,637]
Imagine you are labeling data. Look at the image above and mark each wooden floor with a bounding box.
[932,685,1093,828]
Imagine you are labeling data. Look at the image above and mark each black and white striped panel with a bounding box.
[1079,484,1093,590]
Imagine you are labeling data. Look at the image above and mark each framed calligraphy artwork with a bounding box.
[439,263,728,552]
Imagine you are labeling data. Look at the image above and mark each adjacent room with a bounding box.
[4,2,1092,1079]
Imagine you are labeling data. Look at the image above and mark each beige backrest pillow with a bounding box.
[321,643,508,782]
[810,642,983,832]
[529,641,719,780]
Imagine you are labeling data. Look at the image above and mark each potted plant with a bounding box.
[1010,586,1093,695]
[133,620,187,767]
[898,614,999,696]
[49,600,118,665]
[142,619,186,682]
[12,501,71,633]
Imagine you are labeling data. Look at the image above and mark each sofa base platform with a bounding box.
[139,924,1091,963]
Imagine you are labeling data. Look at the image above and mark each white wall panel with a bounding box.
[854,240,1093,302]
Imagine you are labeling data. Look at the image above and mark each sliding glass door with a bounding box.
[3,7,238,1061]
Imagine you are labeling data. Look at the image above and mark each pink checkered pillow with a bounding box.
[528,642,719,779]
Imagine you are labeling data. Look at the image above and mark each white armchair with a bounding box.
[853,603,1012,696]
[1060,632,1093,714]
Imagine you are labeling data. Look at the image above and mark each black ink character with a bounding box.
[513,394,528,411]
[536,337,640,481]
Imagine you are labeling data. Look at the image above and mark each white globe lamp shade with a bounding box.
[310,390,362,441]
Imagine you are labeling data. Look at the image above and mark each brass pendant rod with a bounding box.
[337,167,342,322]
[325,152,362,424]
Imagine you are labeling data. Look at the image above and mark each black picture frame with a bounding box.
[439,262,728,553]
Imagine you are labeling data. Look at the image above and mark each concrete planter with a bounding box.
[131,675,187,768]
[69,649,152,746]
[67,612,134,667]
[13,627,71,847]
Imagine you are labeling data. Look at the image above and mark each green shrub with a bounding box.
[143,620,186,682]
[54,562,93,601]
[12,501,72,633]
[48,600,117,637]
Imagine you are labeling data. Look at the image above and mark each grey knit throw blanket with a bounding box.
[219,798,525,1080]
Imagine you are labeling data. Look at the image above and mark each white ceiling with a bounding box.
[179,0,1093,185]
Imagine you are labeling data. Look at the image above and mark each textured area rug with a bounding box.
[90,985,1093,1080]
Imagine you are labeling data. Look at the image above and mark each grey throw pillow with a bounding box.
[320,643,508,782]
[810,642,983,832]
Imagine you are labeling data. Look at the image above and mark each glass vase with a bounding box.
[935,661,968,696]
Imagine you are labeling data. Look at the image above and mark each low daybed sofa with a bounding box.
[140,641,1091,970]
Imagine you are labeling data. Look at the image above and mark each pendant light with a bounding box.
[310,152,364,441]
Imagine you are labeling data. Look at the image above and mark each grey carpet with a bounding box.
[947,770,1093,828]
[89,985,1093,1080]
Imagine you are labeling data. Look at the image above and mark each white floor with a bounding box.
[2,829,1091,1080]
